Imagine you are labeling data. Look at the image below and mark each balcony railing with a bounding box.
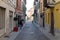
[44,0,55,8]
[47,1,55,7]
[35,0,38,2]
[34,0,39,5]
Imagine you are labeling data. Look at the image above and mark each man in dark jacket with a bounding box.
[19,19,24,29]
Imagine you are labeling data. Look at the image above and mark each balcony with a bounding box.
[23,0,26,4]
[35,0,38,2]
[47,2,55,8]
[44,0,55,8]
[34,0,38,5]
[34,2,39,10]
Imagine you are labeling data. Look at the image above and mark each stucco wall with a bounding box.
[0,0,15,36]
[54,3,60,29]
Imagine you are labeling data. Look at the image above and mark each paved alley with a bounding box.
[14,22,50,40]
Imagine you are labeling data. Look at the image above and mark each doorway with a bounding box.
[9,11,13,32]
[0,7,5,36]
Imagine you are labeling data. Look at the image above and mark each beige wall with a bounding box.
[39,0,44,27]
[0,0,15,36]
[0,7,5,36]
[40,0,44,13]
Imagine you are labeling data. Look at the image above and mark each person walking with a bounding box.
[19,19,24,29]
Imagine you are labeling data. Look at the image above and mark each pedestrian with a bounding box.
[19,19,24,29]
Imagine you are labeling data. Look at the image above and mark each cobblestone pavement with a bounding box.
[15,22,50,40]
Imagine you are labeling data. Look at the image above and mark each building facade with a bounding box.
[33,0,40,25]
[43,0,55,35]
[54,2,60,30]
[39,0,44,27]
[0,0,16,36]
[16,0,22,14]
[16,0,26,26]
[22,0,26,22]
[41,0,60,36]
[16,0,23,27]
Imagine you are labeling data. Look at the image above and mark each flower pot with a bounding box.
[13,27,18,32]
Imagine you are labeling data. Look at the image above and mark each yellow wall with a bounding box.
[55,0,60,3]
[45,8,51,26]
[54,2,60,29]
[45,2,60,29]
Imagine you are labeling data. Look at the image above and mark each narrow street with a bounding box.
[0,0,60,40]
[14,21,50,40]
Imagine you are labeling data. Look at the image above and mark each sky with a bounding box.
[26,0,34,21]
[26,0,34,16]
[26,0,34,11]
